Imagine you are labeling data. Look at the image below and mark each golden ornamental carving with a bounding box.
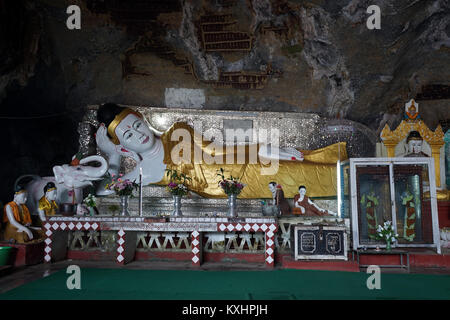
[380,120,444,146]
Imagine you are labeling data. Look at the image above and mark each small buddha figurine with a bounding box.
[37,182,59,222]
[268,182,291,216]
[404,131,429,157]
[3,186,45,243]
[292,185,333,216]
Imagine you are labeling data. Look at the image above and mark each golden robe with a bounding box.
[155,122,348,199]
[3,201,31,225]
[2,201,44,243]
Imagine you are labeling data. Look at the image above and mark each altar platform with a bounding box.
[32,214,449,273]
[43,215,278,268]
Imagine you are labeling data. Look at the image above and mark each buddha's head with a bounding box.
[44,182,57,201]
[298,185,306,197]
[406,131,423,154]
[98,103,155,153]
[14,185,27,205]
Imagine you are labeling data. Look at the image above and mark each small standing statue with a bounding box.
[401,187,416,242]
[268,182,290,216]
[37,182,58,222]
[3,186,45,243]
[292,185,331,216]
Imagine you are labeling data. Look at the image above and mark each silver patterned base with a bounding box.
[96,185,265,217]
[95,185,338,218]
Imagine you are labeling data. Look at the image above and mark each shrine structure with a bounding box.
[1,102,448,272]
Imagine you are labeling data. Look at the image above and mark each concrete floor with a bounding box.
[0,259,448,296]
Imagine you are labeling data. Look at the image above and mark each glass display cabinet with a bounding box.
[340,158,441,253]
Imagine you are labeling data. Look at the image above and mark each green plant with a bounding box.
[108,204,119,213]
[83,194,97,208]
[165,169,191,196]
[165,169,192,185]
[217,168,245,196]
[376,221,398,245]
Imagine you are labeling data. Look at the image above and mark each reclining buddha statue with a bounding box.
[95,103,347,199]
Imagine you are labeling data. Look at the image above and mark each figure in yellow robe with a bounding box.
[3,201,44,243]
[38,196,58,216]
[156,122,347,199]
[96,104,348,199]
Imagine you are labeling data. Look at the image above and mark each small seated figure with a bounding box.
[292,185,332,216]
[37,182,59,222]
[3,186,45,243]
[404,131,429,157]
[268,182,291,216]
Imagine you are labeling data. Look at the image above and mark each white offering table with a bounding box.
[43,216,278,268]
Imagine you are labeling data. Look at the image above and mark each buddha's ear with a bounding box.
[149,125,164,137]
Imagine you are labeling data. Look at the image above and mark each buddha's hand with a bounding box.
[19,227,33,240]
[96,124,117,156]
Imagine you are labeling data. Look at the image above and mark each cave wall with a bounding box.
[0,0,449,204]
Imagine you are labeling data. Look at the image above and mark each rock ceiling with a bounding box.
[1,0,449,133]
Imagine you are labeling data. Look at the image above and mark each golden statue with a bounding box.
[95,104,348,199]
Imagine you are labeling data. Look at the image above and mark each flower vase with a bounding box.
[227,194,238,217]
[120,195,130,216]
[88,207,96,217]
[172,195,183,216]
[386,241,392,252]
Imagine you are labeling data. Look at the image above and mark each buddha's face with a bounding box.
[46,189,57,201]
[15,192,27,204]
[299,188,306,196]
[115,114,155,153]
[408,139,423,154]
